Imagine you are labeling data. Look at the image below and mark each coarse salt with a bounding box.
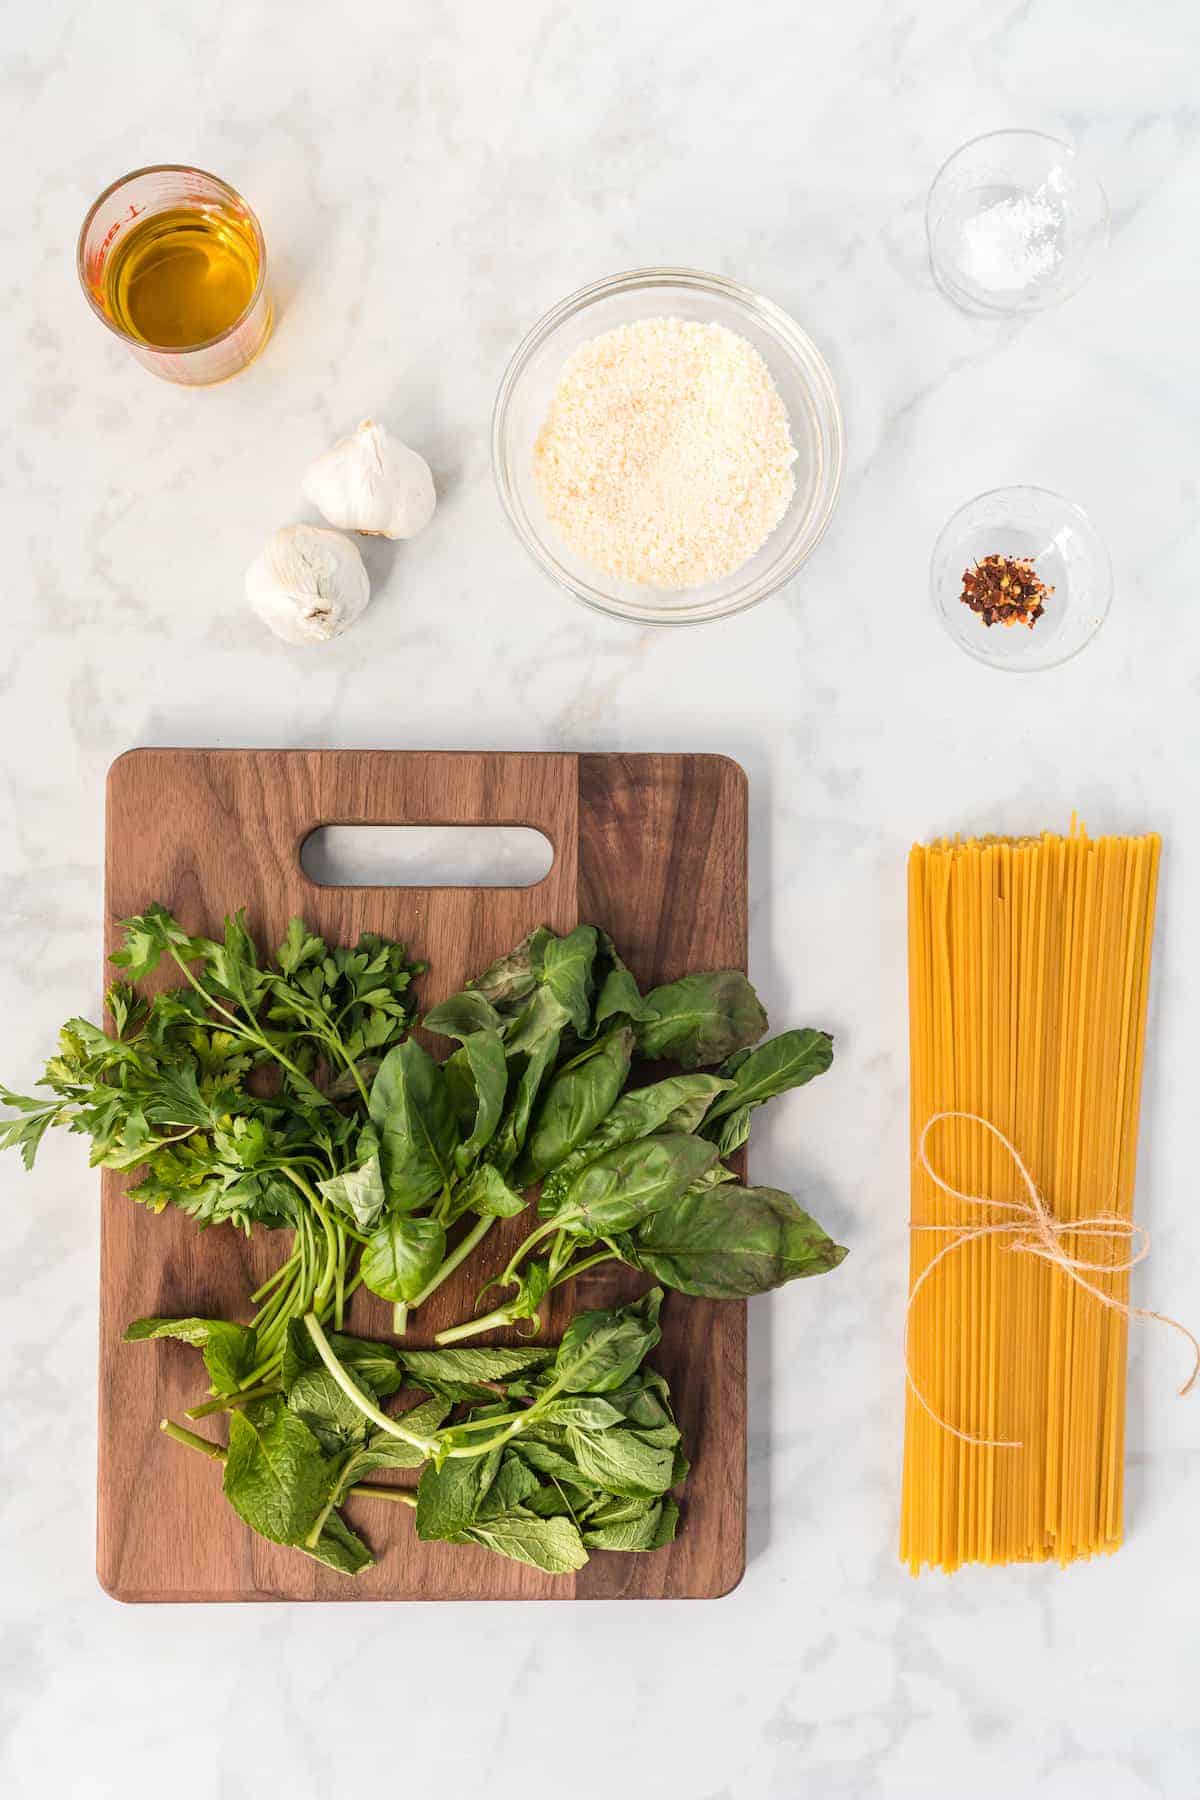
[957,181,1065,294]
[533,316,797,590]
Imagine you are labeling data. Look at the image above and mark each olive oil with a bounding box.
[101,205,260,349]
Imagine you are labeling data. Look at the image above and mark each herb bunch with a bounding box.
[157,1290,681,1576]
[2,908,850,1577]
[0,904,424,1386]
[405,925,847,1342]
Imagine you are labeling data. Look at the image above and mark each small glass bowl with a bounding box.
[931,487,1112,672]
[927,130,1109,315]
[491,267,843,625]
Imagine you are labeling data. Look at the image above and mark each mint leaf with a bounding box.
[123,1315,257,1396]
[462,1511,588,1574]
[223,1399,333,1545]
[301,1509,374,1575]
[565,1425,676,1499]
[415,1457,492,1540]
[584,1497,679,1552]
[286,1366,376,1455]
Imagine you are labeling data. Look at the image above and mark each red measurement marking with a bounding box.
[94,203,144,272]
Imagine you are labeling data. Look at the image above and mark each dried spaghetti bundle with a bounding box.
[902,829,1161,1572]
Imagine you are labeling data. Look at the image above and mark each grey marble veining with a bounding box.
[1,2,1198,1795]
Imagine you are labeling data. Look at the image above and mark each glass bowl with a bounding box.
[491,267,844,625]
[926,130,1109,316]
[931,487,1112,672]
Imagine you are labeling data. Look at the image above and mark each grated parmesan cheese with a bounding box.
[533,316,798,590]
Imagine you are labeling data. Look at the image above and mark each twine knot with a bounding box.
[905,1111,1199,1449]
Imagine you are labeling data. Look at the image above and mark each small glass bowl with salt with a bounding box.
[926,130,1109,315]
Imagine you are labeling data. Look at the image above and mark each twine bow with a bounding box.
[906,1111,1200,1449]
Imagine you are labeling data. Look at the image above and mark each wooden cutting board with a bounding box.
[99,750,748,1601]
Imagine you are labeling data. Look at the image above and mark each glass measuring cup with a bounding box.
[77,165,273,385]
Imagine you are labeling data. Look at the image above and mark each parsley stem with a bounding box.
[250,1251,298,1306]
[328,1039,371,1107]
[303,1314,439,1458]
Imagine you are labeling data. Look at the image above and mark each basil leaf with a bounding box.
[631,1184,849,1297]
[369,1039,460,1211]
[588,930,652,1033]
[702,1028,834,1135]
[468,928,553,1008]
[360,1214,447,1305]
[558,1132,718,1235]
[422,990,504,1041]
[538,925,598,1034]
[538,1073,732,1214]
[488,1028,563,1173]
[222,1398,332,1545]
[300,1510,374,1576]
[461,1511,588,1574]
[553,1288,663,1393]
[634,970,768,1069]
[317,1152,386,1231]
[501,985,572,1058]
[443,1029,507,1175]
[506,1258,551,1324]
[710,1107,752,1156]
[448,1162,526,1223]
[517,1025,633,1185]
[123,1315,257,1397]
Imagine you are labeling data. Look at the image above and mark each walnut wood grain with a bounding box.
[98,750,748,1601]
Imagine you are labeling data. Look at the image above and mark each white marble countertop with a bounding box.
[3,2,1199,1795]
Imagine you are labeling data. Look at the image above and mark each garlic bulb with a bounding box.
[302,418,436,540]
[245,524,370,646]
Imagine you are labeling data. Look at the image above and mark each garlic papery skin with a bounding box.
[302,418,436,540]
[245,524,370,646]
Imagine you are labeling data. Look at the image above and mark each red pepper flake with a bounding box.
[960,554,1052,629]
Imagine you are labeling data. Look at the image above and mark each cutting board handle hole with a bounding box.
[300,825,555,889]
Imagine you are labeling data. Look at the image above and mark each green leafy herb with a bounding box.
[629,1184,849,1297]
[124,1315,257,1396]
[516,1025,633,1185]
[368,1039,460,1212]
[634,970,768,1069]
[360,1214,447,1306]
[222,1398,333,1545]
